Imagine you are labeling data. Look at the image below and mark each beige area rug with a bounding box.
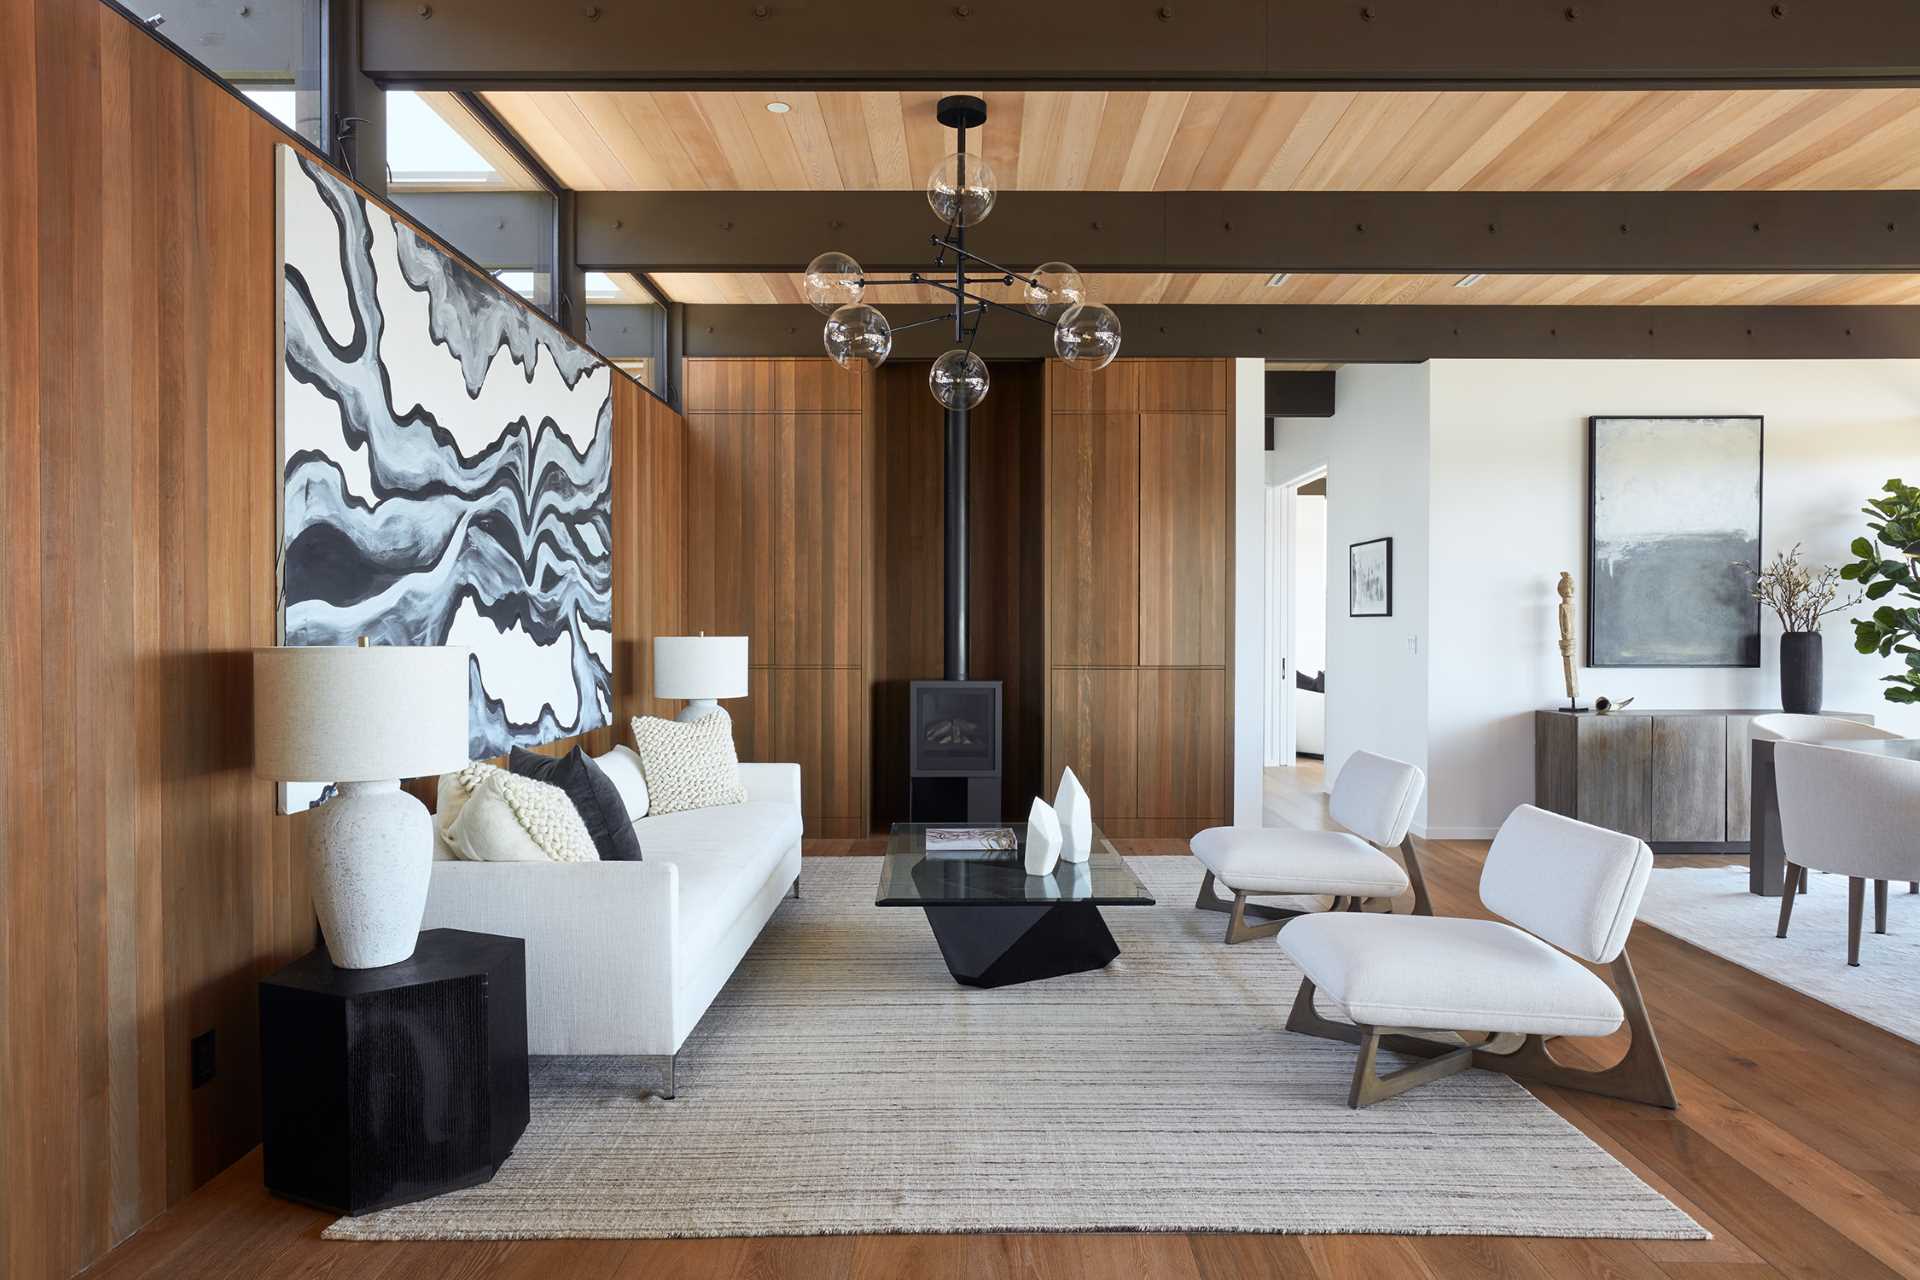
[1639,863,1920,1045]
[326,857,1705,1242]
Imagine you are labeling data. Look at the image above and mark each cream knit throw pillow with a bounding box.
[631,712,748,815]
[443,763,598,863]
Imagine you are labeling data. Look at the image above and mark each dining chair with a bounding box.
[1752,715,1912,894]
[1773,741,1920,966]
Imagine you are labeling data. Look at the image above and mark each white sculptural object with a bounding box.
[1025,796,1063,877]
[1054,766,1093,863]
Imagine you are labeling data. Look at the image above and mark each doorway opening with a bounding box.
[1265,466,1328,820]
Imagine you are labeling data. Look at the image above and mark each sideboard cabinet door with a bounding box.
[1575,715,1652,840]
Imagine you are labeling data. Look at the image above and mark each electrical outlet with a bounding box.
[191,1030,216,1089]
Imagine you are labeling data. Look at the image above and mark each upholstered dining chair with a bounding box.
[1278,804,1675,1110]
[1773,741,1920,966]
[1751,714,1912,894]
[1189,750,1429,943]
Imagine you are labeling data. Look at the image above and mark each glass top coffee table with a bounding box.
[875,822,1154,988]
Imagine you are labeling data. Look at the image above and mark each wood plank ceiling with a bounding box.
[477,87,1920,307]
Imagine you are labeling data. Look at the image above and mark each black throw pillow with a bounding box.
[509,746,643,862]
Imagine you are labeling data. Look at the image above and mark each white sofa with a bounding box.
[421,747,802,1097]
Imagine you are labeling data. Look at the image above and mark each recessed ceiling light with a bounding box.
[1266,272,1291,287]
[765,101,792,114]
[1455,272,1487,288]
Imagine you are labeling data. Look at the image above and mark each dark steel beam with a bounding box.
[580,190,1920,276]
[685,304,1920,361]
[387,191,561,268]
[361,0,1920,90]
[585,303,665,360]
[324,0,386,194]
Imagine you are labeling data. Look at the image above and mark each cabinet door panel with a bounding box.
[1574,715,1651,840]
[764,413,864,667]
[683,414,762,659]
[1048,414,1139,666]
[1049,361,1136,413]
[685,358,862,413]
[1139,413,1229,666]
[1726,714,1755,843]
[735,667,865,822]
[1136,359,1227,412]
[1137,669,1228,820]
[1048,669,1138,820]
[1652,715,1727,843]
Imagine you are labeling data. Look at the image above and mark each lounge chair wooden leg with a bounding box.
[1477,950,1678,1110]
[1876,879,1889,934]
[1849,877,1865,966]
[1195,870,1303,943]
[1346,1025,1474,1109]
[1777,862,1801,938]
[1399,836,1434,916]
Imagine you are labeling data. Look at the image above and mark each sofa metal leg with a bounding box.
[651,1054,676,1100]
[791,869,802,899]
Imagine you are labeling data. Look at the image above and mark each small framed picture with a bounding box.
[1349,537,1393,617]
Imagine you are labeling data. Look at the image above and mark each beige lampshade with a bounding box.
[653,634,749,700]
[253,645,472,782]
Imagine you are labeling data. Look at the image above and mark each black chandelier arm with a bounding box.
[855,276,960,292]
[928,237,1042,289]
[885,304,987,335]
[955,290,1061,327]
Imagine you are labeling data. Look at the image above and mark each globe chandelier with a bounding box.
[804,95,1122,408]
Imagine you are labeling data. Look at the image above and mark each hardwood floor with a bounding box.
[83,775,1920,1280]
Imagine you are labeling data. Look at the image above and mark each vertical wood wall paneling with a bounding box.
[1044,360,1234,838]
[683,358,870,837]
[1,2,690,1272]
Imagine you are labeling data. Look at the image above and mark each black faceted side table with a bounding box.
[259,928,529,1215]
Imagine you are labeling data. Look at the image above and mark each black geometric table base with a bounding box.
[921,902,1121,988]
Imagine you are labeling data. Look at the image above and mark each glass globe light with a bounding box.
[926,151,998,227]
[928,349,990,410]
[822,303,892,370]
[1052,302,1122,370]
[1024,261,1086,319]
[804,251,865,315]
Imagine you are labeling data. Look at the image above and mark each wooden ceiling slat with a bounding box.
[486,88,1920,194]
[649,271,1920,308]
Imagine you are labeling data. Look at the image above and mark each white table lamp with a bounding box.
[254,644,471,969]
[654,634,749,724]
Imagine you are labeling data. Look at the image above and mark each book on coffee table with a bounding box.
[924,826,1019,857]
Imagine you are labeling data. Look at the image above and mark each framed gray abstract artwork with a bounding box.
[1588,415,1762,668]
[1349,537,1393,617]
[275,146,614,809]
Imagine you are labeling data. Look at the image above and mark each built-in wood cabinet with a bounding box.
[1045,360,1234,836]
[684,359,870,836]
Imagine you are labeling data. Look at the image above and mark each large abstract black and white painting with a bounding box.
[276,146,613,809]
[1588,415,1762,668]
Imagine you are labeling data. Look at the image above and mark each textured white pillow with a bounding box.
[446,770,599,864]
[631,713,747,815]
[592,744,651,819]
[433,763,504,861]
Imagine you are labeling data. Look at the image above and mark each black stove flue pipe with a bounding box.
[943,403,968,681]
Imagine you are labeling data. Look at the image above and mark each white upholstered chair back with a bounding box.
[1751,713,1901,743]
[1479,805,1653,965]
[1774,742,1920,883]
[1328,750,1426,848]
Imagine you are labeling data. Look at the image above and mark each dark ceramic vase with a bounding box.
[1779,631,1824,715]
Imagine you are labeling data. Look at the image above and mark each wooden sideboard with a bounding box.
[1533,709,1871,853]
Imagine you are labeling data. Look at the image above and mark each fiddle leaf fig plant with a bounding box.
[1842,478,1920,705]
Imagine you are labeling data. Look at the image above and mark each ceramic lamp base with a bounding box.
[675,699,728,724]
[309,779,432,969]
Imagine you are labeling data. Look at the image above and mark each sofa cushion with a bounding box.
[511,746,642,862]
[1280,912,1625,1039]
[634,800,802,968]
[631,713,748,815]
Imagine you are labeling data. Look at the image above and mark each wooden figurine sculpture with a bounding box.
[1556,572,1586,712]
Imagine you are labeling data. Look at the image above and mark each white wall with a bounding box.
[1426,359,1920,837]
[1268,416,1330,487]
[1232,359,1268,826]
[1322,365,1433,817]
